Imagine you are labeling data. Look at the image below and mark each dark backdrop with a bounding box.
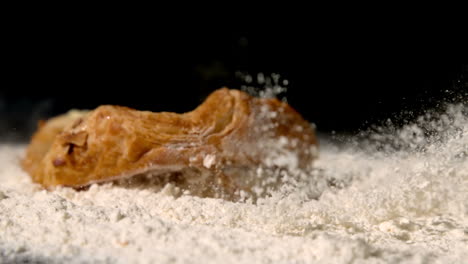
[2,24,467,141]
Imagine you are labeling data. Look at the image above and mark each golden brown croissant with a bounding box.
[22,88,317,200]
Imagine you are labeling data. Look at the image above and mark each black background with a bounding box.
[1,20,467,141]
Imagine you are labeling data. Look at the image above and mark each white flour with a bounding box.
[1,103,467,263]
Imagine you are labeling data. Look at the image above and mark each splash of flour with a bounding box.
[1,103,467,263]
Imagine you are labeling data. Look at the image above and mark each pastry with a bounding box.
[22,88,317,200]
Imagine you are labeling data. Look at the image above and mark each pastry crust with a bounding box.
[22,88,317,199]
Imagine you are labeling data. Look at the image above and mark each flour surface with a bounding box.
[1,104,467,263]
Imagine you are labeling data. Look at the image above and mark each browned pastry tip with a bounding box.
[22,88,317,200]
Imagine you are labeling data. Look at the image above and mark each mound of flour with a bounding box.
[1,104,467,263]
